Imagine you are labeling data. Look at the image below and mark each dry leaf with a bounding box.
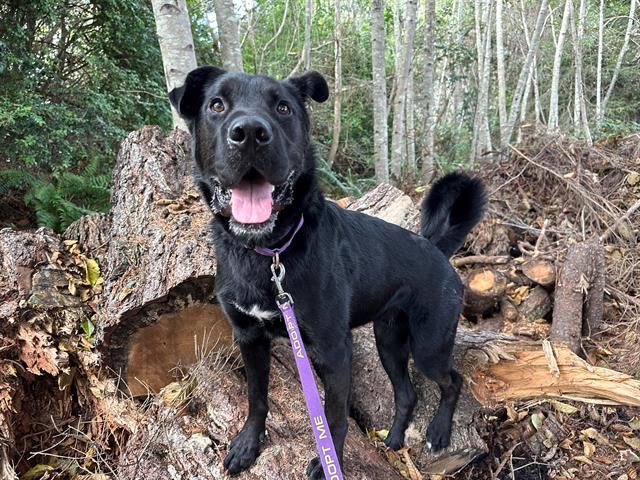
[551,400,578,415]
[623,436,640,452]
[583,440,596,457]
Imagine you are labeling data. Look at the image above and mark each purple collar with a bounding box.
[252,215,305,257]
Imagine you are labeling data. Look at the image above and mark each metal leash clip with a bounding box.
[270,261,293,305]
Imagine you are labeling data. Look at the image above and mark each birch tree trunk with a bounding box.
[595,0,605,123]
[406,71,416,174]
[502,0,549,149]
[303,0,313,70]
[371,0,389,183]
[547,0,572,132]
[371,0,389,182]
[327,0,342,168]
[495,0,507,143]
[212,0,243,71]
[600,0,637,122]
[470,0,493,162]
[151,0,198,132]
[390,0,418,181]
[422,0,436,182]
[572,0,592,143]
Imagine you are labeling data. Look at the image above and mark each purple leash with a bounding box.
[251,215,344,480]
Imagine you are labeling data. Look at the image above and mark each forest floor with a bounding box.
[2,126,640,479]
[450,126,640,480]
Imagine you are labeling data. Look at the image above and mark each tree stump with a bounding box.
[550,237,605,353]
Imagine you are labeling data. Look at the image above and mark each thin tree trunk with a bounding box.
[502,0,549,149]
[423,0,436,181]
[151,0,198,132]
[601,0,637,121]
[547,0,572,132]
[495,0,507,143]
[520,0,542,124]
[390,0,418,181]
[371,0,389,182]
[595,0,605,123]
[303,0,313,71]
[572,0,592,143]
[406,71,416,174]
[327,0,342,168]
[212,0,243,71]
[258,0,289,72]
[471,0,493,162]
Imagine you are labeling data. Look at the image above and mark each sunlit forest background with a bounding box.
[1,0,638,232]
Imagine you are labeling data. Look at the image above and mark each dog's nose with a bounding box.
[228,116,272,148]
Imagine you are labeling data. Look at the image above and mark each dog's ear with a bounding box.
[288,71,329,103]
[169,66,226,119]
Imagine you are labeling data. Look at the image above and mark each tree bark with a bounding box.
[422,0,436,181]
[150,0,198,132]
[595,0,605,123]
[495,0,507,143]
[213,0,244,71]
[547,0,572,132]
[371,0,389,183]
[390,0,418,181]
[550,238,605,353]
[601,0,637,122]
[327,0,342,169]
[571,0,592,143]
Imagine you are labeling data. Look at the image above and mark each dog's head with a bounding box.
[169,67,328,241]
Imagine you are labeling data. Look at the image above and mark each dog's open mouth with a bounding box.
[209,170,296,237]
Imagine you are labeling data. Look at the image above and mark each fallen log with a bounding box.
[470,342,640,407]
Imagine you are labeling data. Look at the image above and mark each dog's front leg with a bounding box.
[306,333,352,480]
[223,330,271,474]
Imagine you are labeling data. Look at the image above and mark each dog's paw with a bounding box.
[383,430,405,451]
[306,457,325,480]
[223,428,264,474]
[425,415,452,452]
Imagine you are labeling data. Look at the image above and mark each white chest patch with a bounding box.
[232,302,278,322]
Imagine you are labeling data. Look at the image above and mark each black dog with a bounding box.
[169,67,486,479]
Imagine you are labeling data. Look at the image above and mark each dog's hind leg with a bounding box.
[408,301,463,452]
[373,316,417,450]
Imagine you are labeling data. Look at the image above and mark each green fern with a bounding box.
[17,159,111,232]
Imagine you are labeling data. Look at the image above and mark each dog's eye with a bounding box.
[210,98,225,113]
[276,102,291,116]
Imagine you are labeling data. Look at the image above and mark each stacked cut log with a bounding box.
[459,256,556,338]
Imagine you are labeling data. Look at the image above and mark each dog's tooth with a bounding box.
[426,441,432,450]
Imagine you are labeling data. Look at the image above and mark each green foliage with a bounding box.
[0,0,169,231]
[18,158,111,232]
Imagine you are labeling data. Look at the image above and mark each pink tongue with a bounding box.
[230,178,274,224]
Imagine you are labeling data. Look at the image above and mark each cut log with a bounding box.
[96,127,225,390]
[550,237,605,353]
[500,297,519,322]
[463,268,508,316]
[348,182,420,232]
[518,285,552,321]
[520,258,556,288]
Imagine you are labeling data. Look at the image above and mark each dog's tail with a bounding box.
[420,172,487,258]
